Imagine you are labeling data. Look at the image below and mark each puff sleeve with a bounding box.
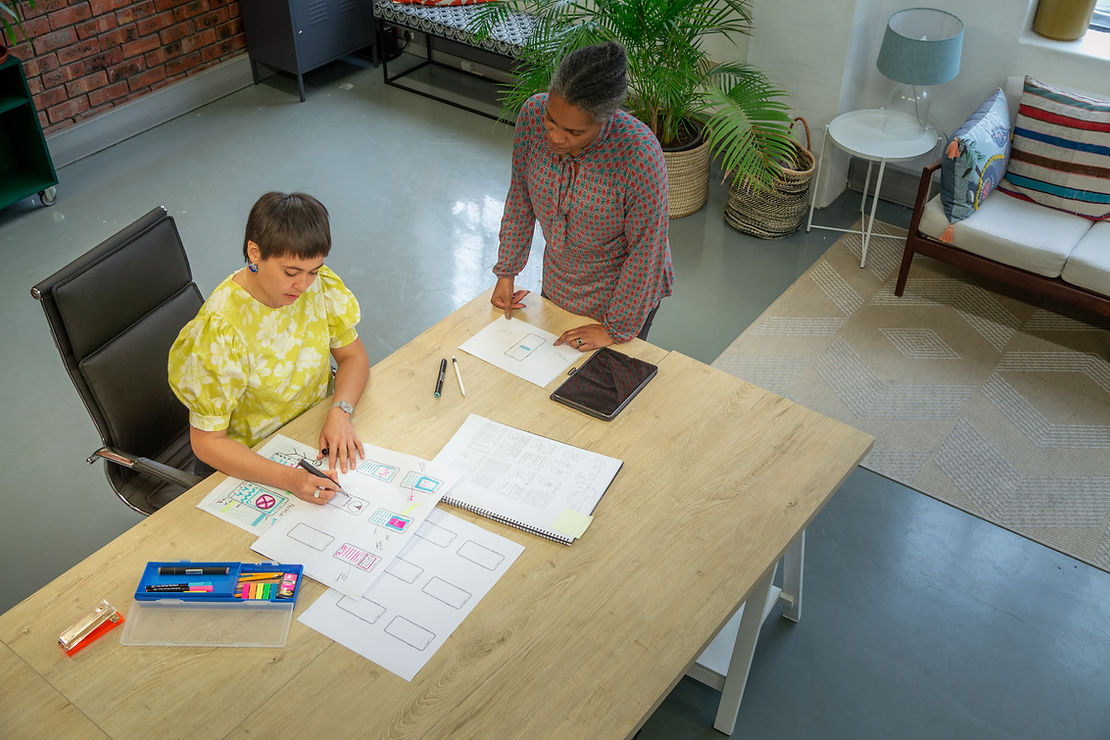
[167,312,249,433]
[319,266,361,349]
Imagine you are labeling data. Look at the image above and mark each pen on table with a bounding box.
[158,566,229,576]
[452,356,466,397]
[297,458,346,495]
[434,357,447,398]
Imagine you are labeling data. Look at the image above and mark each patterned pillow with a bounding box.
[998,75,1110,221]
[939,87,1011,239]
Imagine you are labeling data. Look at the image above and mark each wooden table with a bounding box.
[0,290,872,739]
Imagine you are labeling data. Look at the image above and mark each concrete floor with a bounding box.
[2,59,1108,738]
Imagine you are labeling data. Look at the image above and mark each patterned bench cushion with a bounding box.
[373,0,537,57]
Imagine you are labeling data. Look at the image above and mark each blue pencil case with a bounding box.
[121,561,305,648]
[132,560,303,603]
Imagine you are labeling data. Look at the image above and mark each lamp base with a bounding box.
[883,84,931,137]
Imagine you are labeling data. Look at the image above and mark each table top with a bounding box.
[827,108,939,161]
[0,289,873,740]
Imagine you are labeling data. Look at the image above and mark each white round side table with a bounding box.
[806,108,940,267]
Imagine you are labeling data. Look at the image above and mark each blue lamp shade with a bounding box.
[876,8,964,86]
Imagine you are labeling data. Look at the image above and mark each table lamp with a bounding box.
[876,8,963,136]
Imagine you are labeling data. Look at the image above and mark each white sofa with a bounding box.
[894,77,1110,316]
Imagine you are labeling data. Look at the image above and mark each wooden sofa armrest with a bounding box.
[907,161,941,236]
[895,161,941,296]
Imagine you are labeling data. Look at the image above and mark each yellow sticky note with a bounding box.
[552,509,593,539]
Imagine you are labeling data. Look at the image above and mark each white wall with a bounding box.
[745,0,1110,206]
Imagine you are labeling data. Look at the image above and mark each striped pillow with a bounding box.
[998,75,1110,221]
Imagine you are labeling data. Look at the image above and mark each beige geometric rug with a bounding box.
[713,221,1110,572]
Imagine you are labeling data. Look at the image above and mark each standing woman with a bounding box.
[491,41,674,350]
[168,192,370,505]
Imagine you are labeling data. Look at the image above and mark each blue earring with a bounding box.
[248,262,258,272]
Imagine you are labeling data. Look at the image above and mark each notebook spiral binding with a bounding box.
[442,498,572,545]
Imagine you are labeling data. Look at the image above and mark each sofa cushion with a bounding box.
[1061,222,1110,297]
[940,88,1011,225]
[998,75,1110,221]
[919,191,1090,278]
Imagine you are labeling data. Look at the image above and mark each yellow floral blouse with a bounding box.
[168,265,360,448]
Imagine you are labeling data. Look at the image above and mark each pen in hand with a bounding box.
[434,357,447,398]
[297,458,345,495]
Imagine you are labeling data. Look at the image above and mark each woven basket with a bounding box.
[724,117,815,239]
[663,132,711,219]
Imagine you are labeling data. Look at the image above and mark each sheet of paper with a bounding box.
[458,316,580,387]
[299,507,524,681]
[244,441,457,599]
[196,434,323,536]
[433,414,622,541]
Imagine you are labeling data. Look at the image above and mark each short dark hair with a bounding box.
[242,192,331,262]
[549,42,628,123]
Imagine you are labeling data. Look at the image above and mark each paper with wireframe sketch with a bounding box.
[459,316,579,387]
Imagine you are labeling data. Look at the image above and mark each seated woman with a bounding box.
[168,192,370,505]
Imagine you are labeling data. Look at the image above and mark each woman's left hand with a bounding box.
[555,323,614,352]
[319,407,364,473]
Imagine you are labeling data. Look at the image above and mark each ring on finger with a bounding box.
[576,338,583,347]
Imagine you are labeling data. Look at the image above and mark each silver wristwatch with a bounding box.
[331,400,354,416]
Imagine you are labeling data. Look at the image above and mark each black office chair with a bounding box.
[31,206,205,515]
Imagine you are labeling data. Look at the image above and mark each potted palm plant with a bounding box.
[1,0,33,64]
[473,0,796,217]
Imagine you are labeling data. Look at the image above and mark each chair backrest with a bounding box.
[31,206,204,463]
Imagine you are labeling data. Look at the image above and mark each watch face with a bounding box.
[335,401,354,415]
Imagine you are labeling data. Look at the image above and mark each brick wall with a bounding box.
[8,0,246,136]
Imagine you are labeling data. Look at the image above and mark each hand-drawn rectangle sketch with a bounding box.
[337,596,386,624]
[415,519,456,549]
[458,540,505,571]
[458,316,579,387]
[226,438,460,600]
[386,557,423,584]
[423,577,470,609]
[385,617,435,650]
[287,523,334,551]
[299,507,524,681]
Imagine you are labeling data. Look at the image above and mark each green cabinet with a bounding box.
[0,54,57,209]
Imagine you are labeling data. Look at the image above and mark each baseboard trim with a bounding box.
[46,54,254,168]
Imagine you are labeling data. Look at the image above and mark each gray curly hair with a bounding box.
[549,42,628,123]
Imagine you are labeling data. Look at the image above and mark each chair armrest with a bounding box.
[908,161,942,236]
[87,447,203,489]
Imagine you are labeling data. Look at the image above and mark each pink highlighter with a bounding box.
[277,572,298,600]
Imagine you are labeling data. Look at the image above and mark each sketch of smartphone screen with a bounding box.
[549,347,658,421]
[504,332,546,360]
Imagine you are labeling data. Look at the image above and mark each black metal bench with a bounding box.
[372,1,536,119]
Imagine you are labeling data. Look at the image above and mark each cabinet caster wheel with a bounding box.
[39,186,57,206]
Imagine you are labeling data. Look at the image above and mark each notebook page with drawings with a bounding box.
[432,414,622,544]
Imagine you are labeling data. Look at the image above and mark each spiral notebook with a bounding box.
[432,414,623,545]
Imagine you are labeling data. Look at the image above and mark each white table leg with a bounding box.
[712,563,775,735]
[861,158,887,268]
[806,126,831,233]
[780,531,804,623]
[860,159,873,222]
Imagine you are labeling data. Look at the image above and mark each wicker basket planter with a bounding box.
[724,117,815,239]
[663,130,711,219]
